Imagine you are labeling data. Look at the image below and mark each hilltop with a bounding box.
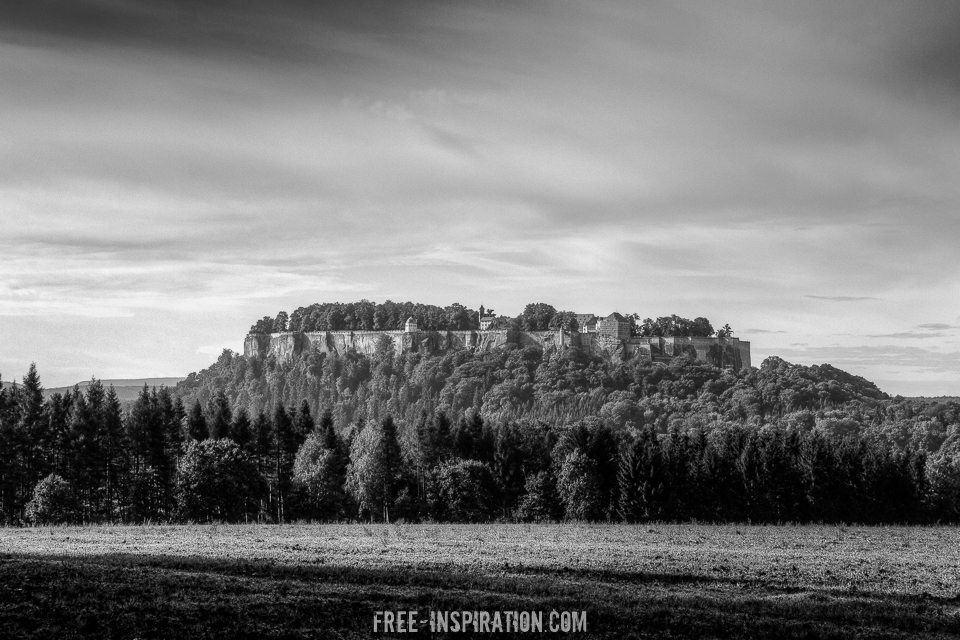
[2,377,184,401]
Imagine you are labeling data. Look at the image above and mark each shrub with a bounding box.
[25,474,81,525]
[427,458,499,522]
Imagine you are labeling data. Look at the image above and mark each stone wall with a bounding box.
[243,329,751,369]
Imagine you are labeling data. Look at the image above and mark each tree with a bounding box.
[187,400,208,441]
[927,444,960,522]
[232,408,253,451]
[427,459,499,522]
[101,386,128,522]
[618,426,667,522]
[346,416,405,522]
[516,470,562,522]
[207,390,232,440]
[548,311,578,331]
[556,450,603,521]
[293,400,315,445]
[293,410,348,520]
[271,404,298,522]
[520,303,557,331]
[25,474,81,525]
[16,363,48,522]
[293,434,347,519]
[175,439,266,523]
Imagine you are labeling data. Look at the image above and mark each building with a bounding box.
[575,314,598,332]
[479,316,496,330]
[597,312,631,340]
[404,317,418,332]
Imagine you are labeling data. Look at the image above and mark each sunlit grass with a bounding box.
[1,524,958,638]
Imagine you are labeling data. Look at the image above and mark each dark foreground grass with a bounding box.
[1,524,958,639]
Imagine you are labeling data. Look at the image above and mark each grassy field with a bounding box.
[1,523,959,639]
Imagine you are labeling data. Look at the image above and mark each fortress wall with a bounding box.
[624,339,653,362]
[515,330,570,352]
[738,340,751,369]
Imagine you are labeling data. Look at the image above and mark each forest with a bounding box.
[3,331,959,526]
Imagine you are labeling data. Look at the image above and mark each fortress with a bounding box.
[244,312,751,369]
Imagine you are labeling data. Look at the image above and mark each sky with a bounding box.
[1,0,959,396]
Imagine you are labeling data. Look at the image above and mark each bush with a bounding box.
[25,474,81,525]
[427,459,499,522]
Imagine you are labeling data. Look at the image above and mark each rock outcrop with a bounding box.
[244,328,751,369]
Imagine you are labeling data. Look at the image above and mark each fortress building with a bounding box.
[244,310,751,369]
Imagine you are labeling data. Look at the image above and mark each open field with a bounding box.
[1,524,959,639]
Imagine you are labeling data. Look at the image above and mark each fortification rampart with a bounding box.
[244,329,750,369]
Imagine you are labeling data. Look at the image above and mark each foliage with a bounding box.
[24,474,81,525]
[175,439,265,522]
[292,428,348,520]
[426,458,499,522]
[3,339,960,524]
[515,470,562,521]
[346,416,405,522]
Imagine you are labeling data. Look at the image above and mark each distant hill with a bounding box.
[2,378,184,402]
[906,396,960,404]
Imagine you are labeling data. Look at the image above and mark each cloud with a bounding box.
[769,343,960,376]
[865,323,959,339]
[746,328,787,334]
[196,343,244,357]
[867,332,949,339]
[3,0,960,394]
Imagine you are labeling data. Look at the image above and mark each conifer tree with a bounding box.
[187,400,208,441]
[618,426,667,522]
[207,390,232,440]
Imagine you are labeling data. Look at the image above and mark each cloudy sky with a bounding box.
[1,0,958,395]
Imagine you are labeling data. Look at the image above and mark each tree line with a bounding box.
[3,354,960,525]
[248,300,733,337]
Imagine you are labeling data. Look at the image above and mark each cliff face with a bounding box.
[243,329,750,369]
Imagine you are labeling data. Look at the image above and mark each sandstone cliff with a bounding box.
[244,329,751,369]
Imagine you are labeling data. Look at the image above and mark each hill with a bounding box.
[2,378,184,402]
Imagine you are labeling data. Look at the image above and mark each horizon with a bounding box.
[1,1,958,396]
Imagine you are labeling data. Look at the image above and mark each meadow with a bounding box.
[1,523,958,638]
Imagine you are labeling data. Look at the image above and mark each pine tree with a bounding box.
[207,390,232,440]
[187,400,208,441]
[102,386,127,522]
[272,404,297,522]
[232,408,253,451]
[618,426,667,522]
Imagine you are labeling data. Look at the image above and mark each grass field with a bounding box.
[1,523,959,638]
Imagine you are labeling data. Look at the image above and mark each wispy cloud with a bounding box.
[867,331,949,339]
[805,296,882,302]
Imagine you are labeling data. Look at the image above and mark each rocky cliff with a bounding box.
[244,329,751,369]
